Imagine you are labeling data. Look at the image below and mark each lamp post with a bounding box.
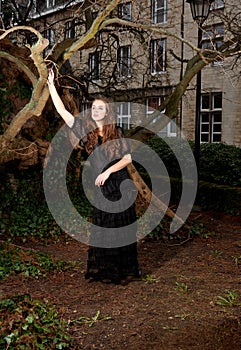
[0,0,2,24]
[186,0,213,177]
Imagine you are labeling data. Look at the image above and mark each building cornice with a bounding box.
[30,0,83,19]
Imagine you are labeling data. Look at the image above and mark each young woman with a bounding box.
[47,69,141,284]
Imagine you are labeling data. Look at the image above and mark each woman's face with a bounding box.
[91,99,107,124]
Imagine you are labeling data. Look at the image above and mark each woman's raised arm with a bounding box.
[47,68,75,128]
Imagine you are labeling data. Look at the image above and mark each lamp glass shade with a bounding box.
[186,0,213,23]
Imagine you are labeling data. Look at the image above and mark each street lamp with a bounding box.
[186,0,213,24]
[0,0,2,22]
[186,0,213,177]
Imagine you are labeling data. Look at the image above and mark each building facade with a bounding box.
[10,0,241,146]
[184,0,241,146]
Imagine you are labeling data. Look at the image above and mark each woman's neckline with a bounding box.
[97,125,104,137]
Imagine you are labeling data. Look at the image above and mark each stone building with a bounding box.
[12,0,241,146]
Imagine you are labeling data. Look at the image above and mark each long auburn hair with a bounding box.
[84,96,119,155]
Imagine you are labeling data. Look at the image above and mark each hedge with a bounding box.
[139,137,241,214]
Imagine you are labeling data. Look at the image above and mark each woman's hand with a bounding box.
[47,68,55,86]
[95,170,110,187]
[95,155,132,187]
[46,68,75,127]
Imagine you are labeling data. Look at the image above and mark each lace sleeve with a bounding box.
[117,126,131,157]
[70,116,87,145]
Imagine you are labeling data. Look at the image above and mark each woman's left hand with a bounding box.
[95,171,110,187]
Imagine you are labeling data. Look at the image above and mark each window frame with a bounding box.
[118,45,132,78]
[89,51,102,80]
[150,38,167,74]
[65,19,76,39]
[118,2,132,21]
[152,0,168,24]
[32,0,45,13]
[200,92,222,143]
[202,23,224,51]
[210,0,225,10]
[31,0,65,15]
[46,0,56,8]
[117,102,132,130]
[146,97,176,137]
[45,28,55,49]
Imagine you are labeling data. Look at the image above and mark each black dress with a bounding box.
[71,119,141,284]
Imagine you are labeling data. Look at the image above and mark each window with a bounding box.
[65,20,76,39]
[80,102,91,115]
[45,28,55,49]
[118,45,131,77]
[146,97,176,137]
[202,24,224,50]
[32,0,65,14]
[118,2,132,21]
[46,0,56,8]
[146,97,163,112]
[211,0,224,10]
[33,0,45,13]
[152,0,167,24]
[150,38,166,73]
[89,51,101,80]
[200,92,222,143]
[117,102,131,130]
[92,11,98,20]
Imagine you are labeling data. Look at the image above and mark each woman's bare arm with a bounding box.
[95,154,132,187]
[47,68,75,128]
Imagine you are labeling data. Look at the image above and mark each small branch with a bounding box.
[63,0,121,61]
[100,18,201,53]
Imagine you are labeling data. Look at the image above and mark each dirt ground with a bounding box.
[1,210,241,350]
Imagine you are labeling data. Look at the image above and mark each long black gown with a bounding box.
[71,119,141,284]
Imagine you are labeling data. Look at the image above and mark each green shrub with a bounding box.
[200,143,241,186]
[142,136,195,179]
[0,294,73,349]
[137,137,241,213]
[0,164,92,243]
[0,242,75,280]
[142,137,241,187]
[197,181,241,214]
